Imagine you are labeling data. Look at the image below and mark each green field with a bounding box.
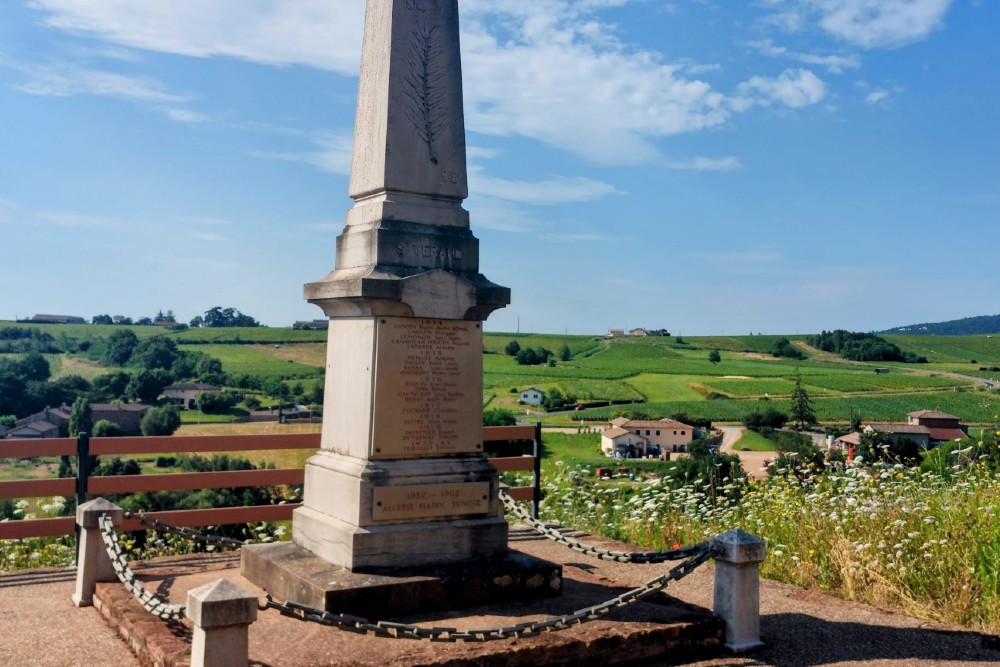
[6,321,1000,426]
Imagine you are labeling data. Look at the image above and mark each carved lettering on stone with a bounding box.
[372,482,490,521]
[371,318,482,459]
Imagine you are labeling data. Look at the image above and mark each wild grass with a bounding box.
[735,429,777,452]
[538,459,1000,633]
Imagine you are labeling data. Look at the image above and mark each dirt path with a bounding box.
[719,425,775,479]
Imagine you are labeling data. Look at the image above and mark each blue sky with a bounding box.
[1,0,996,335]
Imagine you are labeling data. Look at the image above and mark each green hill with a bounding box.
[882,314,1000,336]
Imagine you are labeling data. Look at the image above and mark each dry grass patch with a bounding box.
[252,343,326,367]
[176,422,321,469]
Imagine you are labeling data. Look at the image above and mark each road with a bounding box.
[718,425,774,479]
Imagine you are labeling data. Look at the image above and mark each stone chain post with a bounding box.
[73,497,124,607]
[710,529,766,652]
[186,579,258,667]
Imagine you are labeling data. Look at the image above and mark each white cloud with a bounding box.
[865,89,890,104]
[27,0,366,74]
[252,132,354,176]
[5,57,206,121]
[734,68,827,110]
[765,0,955,49]
[470,168,624,205]
[662,156,743,171]
[24,0,824,166]
[748,39,861,74]
[190,232,225,243]
[34,211,124,228]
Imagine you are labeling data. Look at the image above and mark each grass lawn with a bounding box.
[735,429,778,452]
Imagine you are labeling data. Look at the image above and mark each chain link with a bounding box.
[260,544,714,642]
[96,491,719,637]
[98,514,187,621]
[499,488,711,564]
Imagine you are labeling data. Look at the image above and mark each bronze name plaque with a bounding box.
[372,482,490,522]
[371,317,482,459]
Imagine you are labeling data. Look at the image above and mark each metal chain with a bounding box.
[260,544,714,642]
[499,488,709,564]
[124,511,246,550]
[98,513,187,622]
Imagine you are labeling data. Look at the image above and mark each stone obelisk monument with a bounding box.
[296,0,512,571]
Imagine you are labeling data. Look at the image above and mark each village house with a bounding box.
[907,410,969,442]
[92,403,149,436]
[519,387,545,406]
[832,410,970,454]
[9,405,72,438]
[863,422,932,450]
[5,403,149,439]
[163,383,221,408]
[601,417,695,458]
[628,328,648,337]
[29,314,86,324]
[606,329,625,338]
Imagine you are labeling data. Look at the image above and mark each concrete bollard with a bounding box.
[710,529,766,652]
[186,579,258,667]
[73,497,124,607]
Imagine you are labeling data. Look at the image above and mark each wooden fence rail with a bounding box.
[0,424,542,541]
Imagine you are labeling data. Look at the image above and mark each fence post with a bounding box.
[73,497,123,607]
[76,431,90,507]
[710,529,766,652]
[186,579,258,667]
[531,422,542,520]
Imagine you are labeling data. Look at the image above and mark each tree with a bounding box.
[558,344,572,362]
[189,315,204,328]
[90,371,130,402]
[140,406,181,436]
[92,419,122,437]
[483,408,516,426]
[789,374,818,430]
[0,415,15,428]
[708,350,721,364]
[136,317,154,326]
[504,340,521,356]
[772,337,806,360]
[743,407,788,431]
[68,397,93,437]
[112,315,133,325]
[92,314,113,325]
[18,352,51,381]
[105,330,139,366]
[126,369,172,404]
[131,337,178,370]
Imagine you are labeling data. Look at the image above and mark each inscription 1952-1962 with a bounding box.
[405,0,427,10]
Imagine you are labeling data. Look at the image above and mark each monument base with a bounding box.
[242,541,562,619]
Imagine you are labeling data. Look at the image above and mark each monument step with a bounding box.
[242,541,562,619]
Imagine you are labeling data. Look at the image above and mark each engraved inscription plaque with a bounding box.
[371,317,482,459]
[372,482,490,522]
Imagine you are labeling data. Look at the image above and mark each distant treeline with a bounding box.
[808,330,927,363]
[884,314,1000,336]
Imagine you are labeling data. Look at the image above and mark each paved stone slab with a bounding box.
[94,544,722,667]
[243,541,561,619]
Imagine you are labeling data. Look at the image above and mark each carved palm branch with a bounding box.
[403,22,450,165]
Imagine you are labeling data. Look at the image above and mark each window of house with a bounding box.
[646,430,650,436]
[656,430,660,436]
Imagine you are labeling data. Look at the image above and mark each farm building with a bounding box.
[29,314,85,324]
[519,387,545,406]
[907,410,969,442]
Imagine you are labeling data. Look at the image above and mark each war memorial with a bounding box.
[61,0,767,664]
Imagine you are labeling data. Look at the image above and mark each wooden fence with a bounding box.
[0,424,542,541]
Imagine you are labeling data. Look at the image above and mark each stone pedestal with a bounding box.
[73,497,123,607]
[711,529,766,652]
